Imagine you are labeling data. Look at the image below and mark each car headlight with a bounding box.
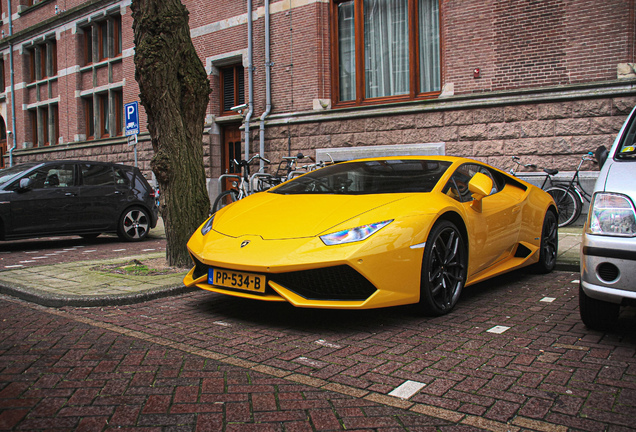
[200,215,215,236]
[587,193,636,237]
[320,220,393,246]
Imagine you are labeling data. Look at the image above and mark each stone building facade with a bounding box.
[1,0,635,200]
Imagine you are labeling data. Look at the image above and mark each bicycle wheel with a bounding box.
[545,185,581,227]
[212,190,239,213]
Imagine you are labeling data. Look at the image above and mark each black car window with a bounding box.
[443,163,501,203]
[81,164,115,186]
[22,164,75,189]
[114,168,131,186]
[272,160,452,195]
[0,163,37,185]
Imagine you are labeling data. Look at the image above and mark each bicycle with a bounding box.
[508,153,596,227]
[212,154,270,213]
[544,152,596,227]
[254,153,317,191]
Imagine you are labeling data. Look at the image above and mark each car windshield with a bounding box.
[271,159,452,195]
[0,163,38,185]
[616,114,636,160]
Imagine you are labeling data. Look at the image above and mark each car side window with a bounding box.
[114,168,130,186]
[443,163,500,203]
[82,164,115,186]
[22,164,75,189]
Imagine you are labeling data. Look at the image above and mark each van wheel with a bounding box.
[579,284,619,330]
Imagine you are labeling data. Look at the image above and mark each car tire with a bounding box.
[212,190,239,213]
[117,206,150,242]
[418,220,467,316]
[579,284,619,330]
[533,209,558,274]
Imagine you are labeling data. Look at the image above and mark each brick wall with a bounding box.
[444,0,634,94]
[1,0,635,179]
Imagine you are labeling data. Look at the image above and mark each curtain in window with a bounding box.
[364,0,409,98]
[338,1,356,101]
[419,0,440,92]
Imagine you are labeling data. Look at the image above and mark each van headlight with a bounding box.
[587,193,636,237]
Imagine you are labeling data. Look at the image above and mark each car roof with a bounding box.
[12,160,137,169]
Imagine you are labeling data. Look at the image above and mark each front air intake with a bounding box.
[597,263,619,283]
[270,265,377,301]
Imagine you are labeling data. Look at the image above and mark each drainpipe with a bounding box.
[244,0,254,160]
[7,0,17,166]
[258,0,271,171]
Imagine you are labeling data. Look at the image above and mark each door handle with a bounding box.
[65,192,77,197]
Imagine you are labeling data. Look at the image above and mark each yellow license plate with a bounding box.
[209,269,266,293]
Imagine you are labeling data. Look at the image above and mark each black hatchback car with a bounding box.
[0,160,158,242]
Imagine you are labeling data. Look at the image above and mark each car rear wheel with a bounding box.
[534,209,558,274]
[579,284,619,330]
[118,207,150,242]
[419,220,467,316]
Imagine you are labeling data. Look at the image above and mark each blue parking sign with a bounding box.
[125,102,139,136]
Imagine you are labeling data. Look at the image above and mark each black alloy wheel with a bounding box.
[534,209,558,274]
[118,207,150,241]
[419,220,467,316]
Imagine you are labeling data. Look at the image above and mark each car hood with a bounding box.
[212,192,409,240]
[601,161,636,201]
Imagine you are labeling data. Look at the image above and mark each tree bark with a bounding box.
[131,0,211,267]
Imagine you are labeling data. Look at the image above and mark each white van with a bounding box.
[579,107,636,329]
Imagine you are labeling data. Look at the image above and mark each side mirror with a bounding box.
[19,177,33,191]
[595,145,608,169]
[468,172,493,212]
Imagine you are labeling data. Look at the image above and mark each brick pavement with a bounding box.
[2,266,635,431]
[0,296,452,431]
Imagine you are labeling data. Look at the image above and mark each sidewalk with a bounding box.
[0,223,583,308]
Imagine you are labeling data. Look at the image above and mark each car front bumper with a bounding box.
[184,225,428,310]
[580,231,636,304]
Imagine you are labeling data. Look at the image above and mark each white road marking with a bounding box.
[389,380,426,399]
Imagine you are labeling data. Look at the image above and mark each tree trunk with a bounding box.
[131,0,211,267]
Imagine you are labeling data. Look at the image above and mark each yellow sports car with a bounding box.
[185,156,557,315]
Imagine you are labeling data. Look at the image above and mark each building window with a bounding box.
[0,59,5,92]
[113,90,123,136]
[82,14,122,65]
[98,21,109,61]
[85,97,95,139]
[29,104,58,147]
[86,91,123,140]
[51,105,59,145]
[220,65,245,115]
[27,39,57,82]
[99,93,109,138]
[30,110,38,146]
[332,0,440,105]
[113,15,122,57]
[84,26,93,65]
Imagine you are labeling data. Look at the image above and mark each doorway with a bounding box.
[222,124,242,191]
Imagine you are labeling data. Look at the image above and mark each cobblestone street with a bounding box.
[2,268,635,431]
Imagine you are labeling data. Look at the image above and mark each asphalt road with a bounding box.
[2,265,635,431]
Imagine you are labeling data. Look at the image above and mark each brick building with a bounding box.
[1,0,635,199]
